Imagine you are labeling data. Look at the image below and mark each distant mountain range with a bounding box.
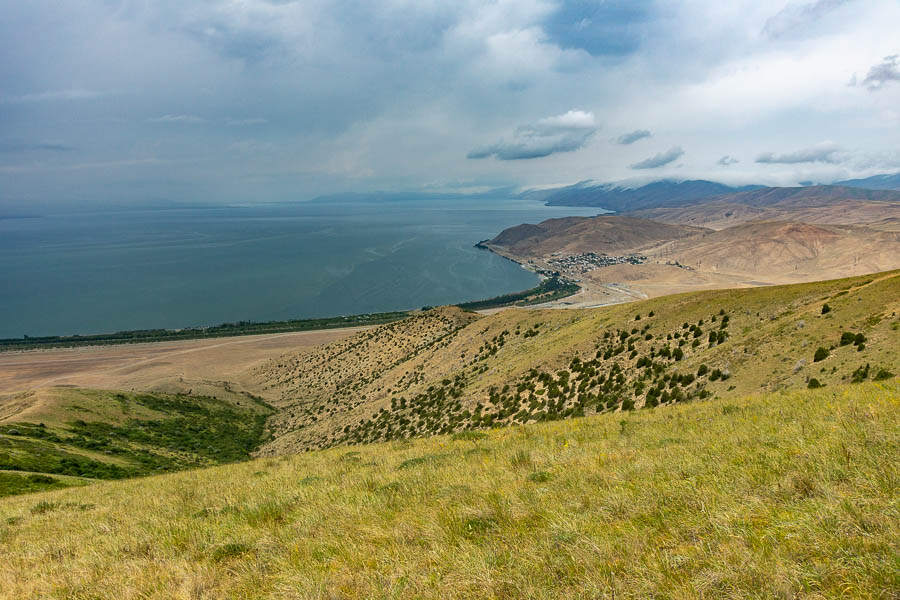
[525,173,900,211]
[835,172,900,191]
[527,180,763,211]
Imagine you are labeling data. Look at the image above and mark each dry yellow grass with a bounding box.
[1,380,897,599]
[255,270,900,453]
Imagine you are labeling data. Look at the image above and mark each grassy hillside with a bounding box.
[0,381,896,598]
[255,270,900,454]
[0,387,273,497]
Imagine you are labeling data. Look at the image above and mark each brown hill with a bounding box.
[485,215,708,257]
[630,186,900,231]
[484,211,900,300]
[662,221,900,283]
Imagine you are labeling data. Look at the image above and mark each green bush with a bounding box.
[851,364,870,384]
[807,378,823,389]
[527,471,551,483]
[813,347,830,362]
[821,303,831,314]
[873,368,895,381]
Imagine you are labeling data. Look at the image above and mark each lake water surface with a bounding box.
[0,196,601,338]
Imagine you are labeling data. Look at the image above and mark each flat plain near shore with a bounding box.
[0,327,365,403]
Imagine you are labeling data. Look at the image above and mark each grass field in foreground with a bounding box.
[1,381,897,599]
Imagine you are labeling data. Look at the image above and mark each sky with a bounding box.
[1,0,899,209]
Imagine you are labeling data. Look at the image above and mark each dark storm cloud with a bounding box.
[755,142,843,164]
[0,1,897,209]
[615,129,651,145]
[630,146,684,169]
[543,0,654,56]
[862,55,900,90]
[467,111,597,161]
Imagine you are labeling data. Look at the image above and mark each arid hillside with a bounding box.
[485,198,900,299]
[630,188,900,231]
[658,221,900,283]
[252,271,899,455]
[484,215,707,257]
[253,307,479,453]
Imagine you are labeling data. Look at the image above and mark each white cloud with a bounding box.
[468,110,597,160]
[762,0,852,39]
[756,141,843,164]
[149,114,206,124]
[630,146,684,169]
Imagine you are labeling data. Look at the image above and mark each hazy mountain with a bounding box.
[630,185,900,231]
[529,179,762,211]
[702,185,900,207]
[834,173,900,191]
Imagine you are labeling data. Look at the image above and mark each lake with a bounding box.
[0,196,602,338]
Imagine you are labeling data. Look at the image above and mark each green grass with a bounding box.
[0,389,274,492]
[456,276,579,310]
[1,381,896,598]
[0,472,78,498]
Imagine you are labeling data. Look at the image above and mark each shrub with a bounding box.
[211,543,252,562]
[840,332,856,346]
[873,368,895,381]
[813,347,830,362]
[30,501,60,515]
[851,364,870,384]
[697,364,708,377]
[807,378,823,389]
[26,474,57,484]
[527,471,551,483]
[821,303,831,314]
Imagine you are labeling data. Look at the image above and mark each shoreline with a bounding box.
[474,240,646,310]
[0,312,411,354]
[3,233,589,353]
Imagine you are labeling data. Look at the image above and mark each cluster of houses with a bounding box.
[542,252,648,275]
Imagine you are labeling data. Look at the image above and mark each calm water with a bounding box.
[0,196,601,338]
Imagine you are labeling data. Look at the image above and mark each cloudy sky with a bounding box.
[1,0,899,209]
